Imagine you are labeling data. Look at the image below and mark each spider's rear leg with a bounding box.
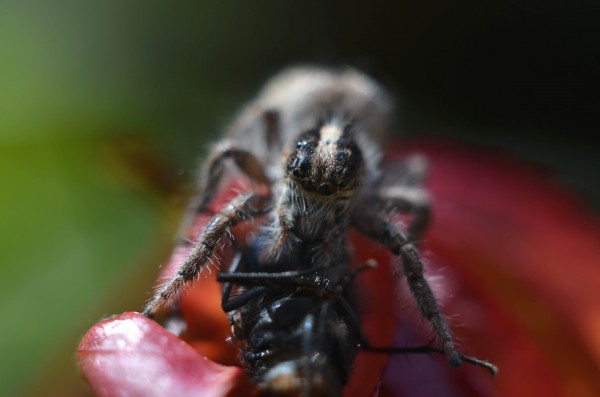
[194,141,271,212]
[263,109,282,152]
[377,154,430,238]
[194,110,280,212]
[380,153,429,188]
[352,212,462,367]
[143,192,269,317]
[377,185,431,239]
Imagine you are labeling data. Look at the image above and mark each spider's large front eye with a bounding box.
[292,157,311,178]
[289,131,318,180]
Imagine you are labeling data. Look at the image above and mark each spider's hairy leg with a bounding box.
[352,212,462,367]
[263,108,281,151]
[379,154,428,188]
[194,140,271,212]
[195,109,280,211]
[376,154,430,239]
[376,185,431,239]
[142,192,269,318]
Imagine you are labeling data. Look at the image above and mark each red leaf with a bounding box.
[77,174,397,396]
[77,312,248,397]
[381,140,600,397]
[78,139,600,397]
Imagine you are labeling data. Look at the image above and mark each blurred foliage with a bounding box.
[0,1,597,396]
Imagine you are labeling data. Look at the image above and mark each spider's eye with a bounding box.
[293,158,310,178]
[288,128,319,180]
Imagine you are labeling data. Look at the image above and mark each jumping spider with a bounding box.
[142,66,496,376]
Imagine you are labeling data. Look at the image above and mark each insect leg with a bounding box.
[220,252,243,311]
[336,295,497,376]
[352,212,461,367]
[194,141,271,211]
[217,267,319,283]
[221,286,269,313]
[143,192,269,317]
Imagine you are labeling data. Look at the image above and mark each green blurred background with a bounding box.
[0,1,597,396]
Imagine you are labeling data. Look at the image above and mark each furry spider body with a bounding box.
[142,66,496,379]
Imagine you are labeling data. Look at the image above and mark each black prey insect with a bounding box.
[218,252,367,397]
[216,250,495,397]
[142,66,497,389]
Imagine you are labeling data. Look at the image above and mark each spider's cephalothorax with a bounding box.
[287,124,364,200]
[257,122,368,267]
[142,66,497,380]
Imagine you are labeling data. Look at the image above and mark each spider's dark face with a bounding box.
[286,124,364,200]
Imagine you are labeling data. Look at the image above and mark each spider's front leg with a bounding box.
[143,192,269,318]
[352,211,462,367]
